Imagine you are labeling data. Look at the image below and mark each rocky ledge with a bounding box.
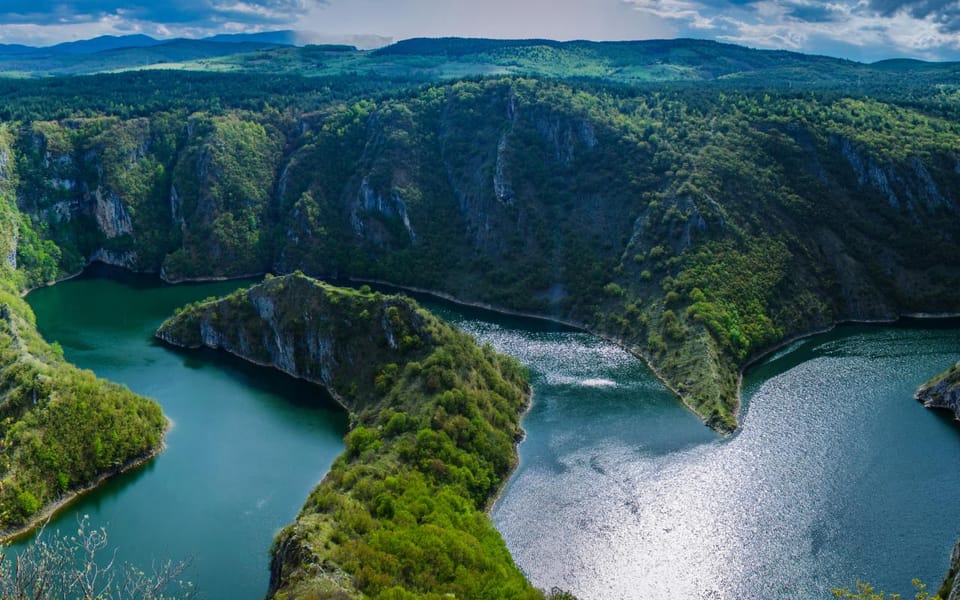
[916,362,960,421]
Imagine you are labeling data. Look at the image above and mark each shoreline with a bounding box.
[347,277,960,436]
[34,264,960,437]
[160,271,265,285]
[0,419,171,543]
[732,313,960,430]
[484,384,534,515]
[348,277,718,432]
[18,268,85,298]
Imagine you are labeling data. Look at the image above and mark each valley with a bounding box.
[0,33,957,599]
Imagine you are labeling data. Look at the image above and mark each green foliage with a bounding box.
[159,274,541,599]
[832,579,941,600]
[0,283,166,531]
[3,45,960,439]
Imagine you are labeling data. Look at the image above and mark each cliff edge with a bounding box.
[917,362,960,421]
[157,273,546,599]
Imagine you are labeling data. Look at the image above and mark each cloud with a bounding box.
[0,0,958,59]
[0,0,322,44]
[623,0,960,59]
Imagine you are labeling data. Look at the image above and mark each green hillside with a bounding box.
[3,64,959,430]
[157,273,543,599]
[0,34,953,596]
[0,124,166,535]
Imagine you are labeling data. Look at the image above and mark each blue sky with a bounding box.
[0,0,958,61]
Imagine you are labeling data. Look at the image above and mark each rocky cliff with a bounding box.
[940,539,960,600]
[157,273,543,599]
[8,79,960,434]
[917,363,960,421]
[156,273,436,412]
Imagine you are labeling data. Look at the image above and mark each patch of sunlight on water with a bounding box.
[440,310,960,600]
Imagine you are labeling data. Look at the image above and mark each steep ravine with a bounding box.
[11,80,960,435]
[156,273,555,599]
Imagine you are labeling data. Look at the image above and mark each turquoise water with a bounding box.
[22,268,349,599]
[22,269,960,599]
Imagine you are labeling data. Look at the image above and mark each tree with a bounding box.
[0,516,194,600]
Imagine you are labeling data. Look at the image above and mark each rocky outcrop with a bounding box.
[940,539,960,600]
[156,273,433,411]
[91,188,134,238]
[916,362,960,421]
[349,176,416,245]
[89,248,137,269]
[155,273,538,599]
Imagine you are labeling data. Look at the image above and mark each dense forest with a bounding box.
[4,55,959,431]
[157,273,547,598]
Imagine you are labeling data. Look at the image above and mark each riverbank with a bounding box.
[485,384,533,514]
[18,268,84,298]
[350,276,960,435]
[160,269,265,285]
[0,419,170,543]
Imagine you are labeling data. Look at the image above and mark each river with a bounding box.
[23,268,960,599]
[21,267,348,598]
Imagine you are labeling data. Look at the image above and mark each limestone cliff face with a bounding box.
[11,80,960,433]
[156,273,435,411]
[916,363,960,421]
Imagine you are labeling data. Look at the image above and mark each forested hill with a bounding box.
[3,38,960,432]
[5,32,960,91]
[156,273,540,598]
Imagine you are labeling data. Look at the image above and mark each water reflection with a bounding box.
[437,311,960,600]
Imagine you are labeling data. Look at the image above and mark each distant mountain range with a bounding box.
[0,32,958,85]
[0,30,393,77]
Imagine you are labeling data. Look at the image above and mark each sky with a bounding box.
[0,0,958,61]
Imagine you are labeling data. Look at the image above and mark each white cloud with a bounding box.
[623,0,960,58]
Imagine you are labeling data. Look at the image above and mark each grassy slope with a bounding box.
[157,273,541,599]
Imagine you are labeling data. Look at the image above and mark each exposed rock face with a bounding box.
[91,188,134,238]
[349,176,416,245]
[941,539,960,600]
[916,362,960,421]
[89,248,137,269]
[156,273,433,411]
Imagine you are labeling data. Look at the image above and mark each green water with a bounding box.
[22,267,349,599]
[20,270,960,599]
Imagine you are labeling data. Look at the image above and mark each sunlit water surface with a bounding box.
[428,306,960,600]
[20,269,960,599]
